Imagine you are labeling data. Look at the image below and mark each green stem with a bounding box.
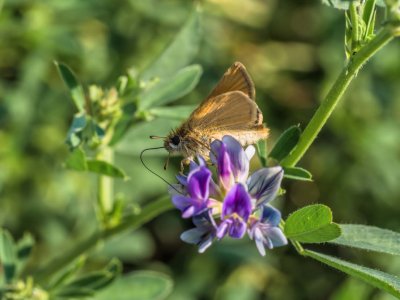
[281,26,397,168]
[32,196,174,284]
[349,2,360,47]
[97,146,114,218]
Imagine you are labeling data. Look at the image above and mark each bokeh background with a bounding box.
[1,0,400,299]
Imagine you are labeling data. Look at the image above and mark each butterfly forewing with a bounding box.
[206,62,256,101]
[186,91,268,146]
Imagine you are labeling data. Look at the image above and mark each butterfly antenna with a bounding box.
[140,147,183,195]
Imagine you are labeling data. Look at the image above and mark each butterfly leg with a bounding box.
[180,158,192,173]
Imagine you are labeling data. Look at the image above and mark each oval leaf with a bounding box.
[55,61,85,112]
[283,166,313,181]
[149,105,196,120]
[304,250,400,298]
[284,204,341,243]
[94,271,173,300]
[330,224,400,256]
[269,125,301,162]
[140,8,202,81]
[86,160,127,179]
[140,64,202,110]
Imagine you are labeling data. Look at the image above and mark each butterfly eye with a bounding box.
[171,135,180,146]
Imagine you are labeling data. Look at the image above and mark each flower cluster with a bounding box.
[169,136,287,256]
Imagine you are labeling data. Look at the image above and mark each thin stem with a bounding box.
[281,26,396,168]
[97,146,114,218]
[32,196,174,284]
[349,1,360,48]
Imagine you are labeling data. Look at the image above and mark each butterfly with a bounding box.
[153,62,269,170]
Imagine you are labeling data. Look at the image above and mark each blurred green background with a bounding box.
[1,0,400,299]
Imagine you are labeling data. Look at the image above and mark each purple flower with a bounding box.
[169,135,288,256]
[180,212,217,253]
[217,183,252,239]
[248,205,288,256]
[172,165,217,218]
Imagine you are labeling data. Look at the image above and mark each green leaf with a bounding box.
[256,139,268,167]
[283,166,313,181]
[48,257,86,289]
[65,147,88,171]
[149,105,197,120]
[55,287,94,298]
[140,8,202,81]
[55,61,86,112]
[55,259,121,298]
[330,224,400,256]
[86,160,127,179]
[94,271,173,300]
[16,232,34,266]
[139,64,202,110]
[0,229,17,283]
[66,114,87,149]
[284,204,341,243]
[304,250,400,298]
[269,125,301,162]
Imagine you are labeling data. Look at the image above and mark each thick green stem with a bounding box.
[33,196,174,284]
[97,146,114,217]
[281,26,396,168]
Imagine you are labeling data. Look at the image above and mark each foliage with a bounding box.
[1,0,400,299]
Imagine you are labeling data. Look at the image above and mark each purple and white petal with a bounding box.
[261,205,282,227]
[187,166,211,200]
[245,145,256,161]
[216,219,231,239]
[228,218,247,239]
[222,183,252,221]
[222,135,249,182]
[247,166,283,206]
[266,227,288,248]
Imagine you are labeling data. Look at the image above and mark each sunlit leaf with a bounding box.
[140,8,202,81]
[284,204,341,243]
[331,224,400,256]
[269,125,301,162]
[139,64,202,110]
[0,229,17,283]
[149,105,196,120]
[86,160,127,179]
[304,250,400,298]
[283,166,312,181]
[55,61,86,112]
[94,271,173,300]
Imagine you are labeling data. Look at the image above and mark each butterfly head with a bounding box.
[164,130,185,154]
